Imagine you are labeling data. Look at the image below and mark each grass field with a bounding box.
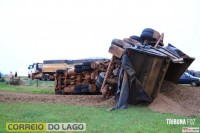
[0,79,54,94]
[0,103,199,133]
[0,81,199,132]
[0,84,54,94]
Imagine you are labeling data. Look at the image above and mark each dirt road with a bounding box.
[0,91,115,107]
[0,81,200,116]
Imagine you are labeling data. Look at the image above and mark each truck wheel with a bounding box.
[56,69,65,74]
[31,74,34,80]
[140,28,160,42]
[81,84,89,93]
[129,35,141,42]
[74,68,82,73]
[98,72,105,83]
[41,75,46,81]
[82,66,92,71]
[74,64,82,68]
[191,81,197,87]
[82,62,91,66]
[95,72,106,91]
[142,28,155,33]
[111,39,124,48]
[55,90,62,95]
[96,79,102,91]
[46,75,51,81]
[74,85,82,94]
[140,31,155,41]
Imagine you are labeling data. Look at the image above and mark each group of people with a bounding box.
[9,71,17,77]
[8,71,18,83]
[0,71,17,82]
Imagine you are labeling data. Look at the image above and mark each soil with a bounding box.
[0,81,200,116]
[0,91,115,107]
[149,81,200,116]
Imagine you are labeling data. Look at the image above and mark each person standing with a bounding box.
[30,71,33,80]
[9,71,13,83]
[15,72,17,77]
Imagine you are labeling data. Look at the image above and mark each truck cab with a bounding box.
[28,63,43,79]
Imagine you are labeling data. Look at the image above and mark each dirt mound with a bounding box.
[149,81,200,116]
[0,91,115,107]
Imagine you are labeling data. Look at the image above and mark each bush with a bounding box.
[0,77,6,82]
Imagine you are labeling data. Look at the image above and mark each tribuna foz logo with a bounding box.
[166,119,196,125]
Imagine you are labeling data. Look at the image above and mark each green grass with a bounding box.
[0,83,199,132]
[0,77,54,94]
[0,83,54,94]
[0,103,199,133]
[23,78,54,87]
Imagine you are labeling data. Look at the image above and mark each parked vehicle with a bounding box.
[28,63,42,79]
[178,72,200,87]
[28,62,66,81]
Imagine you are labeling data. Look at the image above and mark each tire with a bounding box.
[74,85,81,94]
[95,72,105,91]
[140,28,161,43]
[98,72,105,83]
[56,69,65,74]
[82,62,91,66]
[82,84,89,89]
[46,75,51,81]
[81,88,89,93]
[41,75,46,81]
[140,31,156,42]
[191,81,197,87]
[60,80,65,85]
[142,28,155,33]
[31,74,34,80]
[81,84,89,93]
[74,68,82,73]
[82,65,92,71]
[111,39,124,48]
[129,35,141,42]
[96,72,117,95]
[55,90,62,95]
[74,64,82,68]
[95,79,102,91]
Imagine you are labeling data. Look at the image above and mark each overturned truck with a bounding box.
[54,59,110,94]
[55,28,194,106]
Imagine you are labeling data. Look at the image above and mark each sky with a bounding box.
[0,0,200,76]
